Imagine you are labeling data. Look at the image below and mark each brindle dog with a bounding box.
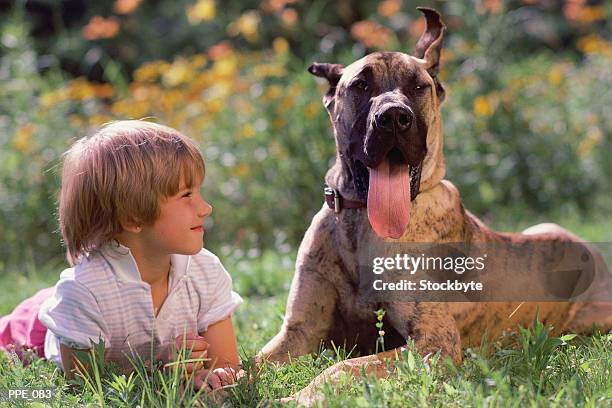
[259,7,611,405]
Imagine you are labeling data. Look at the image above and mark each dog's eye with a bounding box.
[351,79,368,91]
[414,83,429,91]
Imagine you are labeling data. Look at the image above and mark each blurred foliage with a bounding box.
[0,0,610,268]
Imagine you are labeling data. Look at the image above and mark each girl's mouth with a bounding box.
[191,226,203,232]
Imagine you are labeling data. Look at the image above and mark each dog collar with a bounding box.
[324,186,366,213]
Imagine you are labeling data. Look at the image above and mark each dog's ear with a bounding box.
[308,62,343,86]
[308,62,344,111]
[414,7,445,78]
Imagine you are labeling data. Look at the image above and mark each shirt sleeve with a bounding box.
[196,253,243,333]
[38,275,109,350]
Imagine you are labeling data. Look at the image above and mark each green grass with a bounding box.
[0,210,611,407]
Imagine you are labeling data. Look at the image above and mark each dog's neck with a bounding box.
[325,115,446,202]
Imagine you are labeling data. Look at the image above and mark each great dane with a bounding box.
[259,7,611,404]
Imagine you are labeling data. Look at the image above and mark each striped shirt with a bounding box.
[38,241,242,370]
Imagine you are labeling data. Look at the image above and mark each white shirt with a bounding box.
[38,242,242,370]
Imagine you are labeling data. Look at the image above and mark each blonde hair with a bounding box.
[59,120,205,263]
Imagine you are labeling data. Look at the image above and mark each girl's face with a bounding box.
[141,177,212,255]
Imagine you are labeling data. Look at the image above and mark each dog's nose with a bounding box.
[376,107,414,133]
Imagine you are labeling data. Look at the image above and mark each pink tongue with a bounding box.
[367,159,411,239]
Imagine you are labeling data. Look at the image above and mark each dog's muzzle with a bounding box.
[375,105,414,134]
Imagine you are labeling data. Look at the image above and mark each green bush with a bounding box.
[0,1,610,269]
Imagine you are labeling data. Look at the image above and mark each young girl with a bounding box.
[0,120,242,390]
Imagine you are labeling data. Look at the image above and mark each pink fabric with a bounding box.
[0,287,54,359]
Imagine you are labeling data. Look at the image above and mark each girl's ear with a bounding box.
[120,217,143,233]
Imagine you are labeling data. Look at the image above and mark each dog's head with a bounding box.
[309,7,447,239]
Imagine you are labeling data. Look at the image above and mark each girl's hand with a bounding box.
[170,333,209,374]
[193,367,244,391]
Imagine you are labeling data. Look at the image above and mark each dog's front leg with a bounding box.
[259,209,341,364]
[385,301,462,364]
[285,303,462,405]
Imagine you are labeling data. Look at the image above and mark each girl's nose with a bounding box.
[198,199,212,218]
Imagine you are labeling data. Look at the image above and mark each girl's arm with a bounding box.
[60,343,90,380]
[199,316,240,369]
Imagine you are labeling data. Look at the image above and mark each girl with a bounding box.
[0,120,242,390]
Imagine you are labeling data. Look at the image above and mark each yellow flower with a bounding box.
[548,65,564,86]
[232,162,250,177]
[263,84,282,101]
[277,96,294,113]
[212,55,238,79]
[253,63,287,78]
[187,0,215,24]
[577,34,610,55]
[305,101,320,118]
[13,124,37,152]
[161,90,184,113]
[69,114,85,128]
[162,58,194,87]
[68,78,95,100]
[134,61,168,83]
[88,114,114,127]
[191,53,208,69]
[272,117,286,129]
[473,96,494,117]
[206,98,223,114]
[577,127,603,158]
[239,123,256,138]
[40,88,68,108]
[227,11,261,43]
[112,99,151,118]
[273,37,289,56]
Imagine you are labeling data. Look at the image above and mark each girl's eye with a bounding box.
[182,191,192,198]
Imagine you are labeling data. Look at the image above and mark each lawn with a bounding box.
[0,210,611,407]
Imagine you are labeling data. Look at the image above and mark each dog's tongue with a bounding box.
[367,159,411,239]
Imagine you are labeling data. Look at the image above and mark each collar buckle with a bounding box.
[324,186,341,213]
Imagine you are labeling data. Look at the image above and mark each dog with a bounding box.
[259,7,611,405]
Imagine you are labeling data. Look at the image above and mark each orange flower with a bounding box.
[280,8,298,26]
[377,0,402,18]
[476,0,503,15]
[92,83,114,98]
[113,0,142,15]
[351,21,393,49]
[564,2,605,24]
[208,41,234,60]
[262,0,297,13]
[82,16,120,40]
